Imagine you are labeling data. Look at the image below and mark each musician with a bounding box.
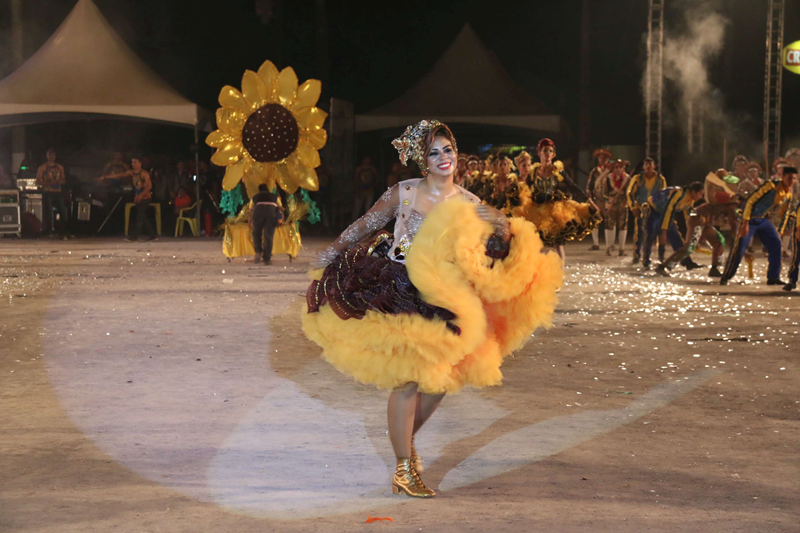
[98,155,158,242]
[36,149,69,237]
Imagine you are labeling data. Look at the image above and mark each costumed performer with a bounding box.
[302,120,562,498]
[769,158,793,258]
[601,159,630,257]
[626,157,667,264]
[512,138,601,261]
[205,60,328,261]
[641,182,705,270]
[586,148,612,250]
[250,183,282,264]
[720,166,795,286]
[737,162,762,200]
[783,200,800,291]
[488,154,521,212]
[455,153,469,186]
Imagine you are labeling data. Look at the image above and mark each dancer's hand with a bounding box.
[311,245,340,270]
[659,230,667,245]
[476,204,511,242]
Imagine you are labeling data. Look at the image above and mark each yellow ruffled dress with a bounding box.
[512,162,602,247]
[302,198,563,394]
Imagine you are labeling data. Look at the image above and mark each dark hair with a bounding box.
[687,181,704,193]
[424,124,457,159]
[782,166,798,175]
[258,183,268,191]
[643,157,656,165]
[131,153,144,162]
[537,138,555,151]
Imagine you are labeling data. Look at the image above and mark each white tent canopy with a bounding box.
[356,24,560,133]
[0,0,210,129]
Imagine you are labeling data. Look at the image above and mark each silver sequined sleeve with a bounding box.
[312,185,399,269]
[475,204,511,241]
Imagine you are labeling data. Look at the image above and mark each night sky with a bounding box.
[1,0,799,175]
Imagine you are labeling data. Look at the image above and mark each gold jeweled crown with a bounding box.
[392,119,456,175]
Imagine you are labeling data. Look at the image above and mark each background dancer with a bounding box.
[656,203,726,278]
[513,138,600,261]
[250,184,282,265]
[601,159,630,257]
[641,183,705,270]
[586,148,612,251]
[784,200,800,291]
[720,167,796,286]
[627,158,667,264]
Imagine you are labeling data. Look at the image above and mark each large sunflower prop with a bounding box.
[206,60,328,197]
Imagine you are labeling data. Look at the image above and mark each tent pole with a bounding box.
[194,123,201,233]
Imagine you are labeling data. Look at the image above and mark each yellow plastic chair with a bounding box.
[175,200,202,237]
[124,202,161,236]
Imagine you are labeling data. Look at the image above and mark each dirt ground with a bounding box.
[1,236,798,533]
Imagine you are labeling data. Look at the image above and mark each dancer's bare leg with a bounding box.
[557,245,565,262]
[413,392,446,435]
[387,384,418,458]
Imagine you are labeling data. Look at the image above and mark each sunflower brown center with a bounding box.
[241,104,299,163]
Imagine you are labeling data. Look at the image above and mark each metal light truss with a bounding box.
[763,0,785,168]
[645,0,664,168]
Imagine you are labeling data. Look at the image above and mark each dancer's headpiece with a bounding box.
[537,138,555,151]
[514,150,531,167]
[392,119,457,175]
[772,157,791,171]
[592,148,612,159]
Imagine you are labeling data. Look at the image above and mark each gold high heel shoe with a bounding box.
[392,458,435,498]
[410,434,423,474]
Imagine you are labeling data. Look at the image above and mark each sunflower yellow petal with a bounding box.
[221,160,246,190]
[257,61,279,95]
[288,154,319,191]
[276,67,298,105]
[241,70,268,110]
[216,108,246,136]
[244,160,264,179]
[206,130,235,148]
[302,128,328,150]
[211,142,244,166]
[276,163,299,194]
[295,107,328,130]
[218,86,247,110]
[295,143,320,168]
[242,172,262,199]
[292,79,321,110]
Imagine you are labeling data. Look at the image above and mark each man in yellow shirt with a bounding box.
[627,158,667,264]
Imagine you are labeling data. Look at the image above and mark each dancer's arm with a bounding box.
[661,190,682,231]
[626,175,640,213]
[313,185,399,268]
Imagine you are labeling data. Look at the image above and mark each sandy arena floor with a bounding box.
[1,236,798,532]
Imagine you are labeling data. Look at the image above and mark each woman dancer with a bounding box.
[513,138,601,261]
[602,159,631,256]
[302,120,562,498]
[488,155,521,211]
[515,150,532,186]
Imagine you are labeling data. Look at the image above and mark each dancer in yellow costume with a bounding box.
[512,138,601,260]
[221,190,313,261]
[302,120,562,498]
[207,59,327,261]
